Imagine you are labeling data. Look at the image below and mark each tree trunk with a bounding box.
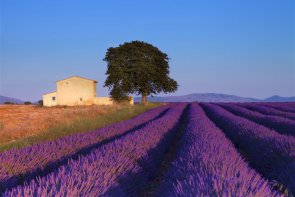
[141,90,148,105]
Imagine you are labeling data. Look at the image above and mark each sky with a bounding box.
[0,0,294,101]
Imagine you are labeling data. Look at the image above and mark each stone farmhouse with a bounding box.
[43,76,133,107]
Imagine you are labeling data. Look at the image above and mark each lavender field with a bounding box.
[1,102,295,196]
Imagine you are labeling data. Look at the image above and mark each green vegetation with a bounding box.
[104,41,178,104]
[38,100,43,106]
[4,102,16,104]
[0,103,161,152]
[24,101,32,105]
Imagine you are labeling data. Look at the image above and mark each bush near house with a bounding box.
[3,102,15,105]
[38,100,43,107]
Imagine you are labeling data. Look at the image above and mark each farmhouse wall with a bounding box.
[43,92,57,107]
[56,77,96,106]
[93,97,113,105]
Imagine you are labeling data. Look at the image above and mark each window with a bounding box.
[52,96,56,101]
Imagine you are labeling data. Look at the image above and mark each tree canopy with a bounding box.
[104,41,178,104]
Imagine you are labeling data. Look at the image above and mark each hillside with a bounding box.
[0,96,24,104]
[264,95,295,102]
[135,93,259,103]
[134,93,295,103]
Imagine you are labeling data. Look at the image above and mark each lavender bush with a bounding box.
[238,103,295,120]
[156,103,278,197]
[217,103,295,136]
[262,103,295,113]
[201,103,295,195]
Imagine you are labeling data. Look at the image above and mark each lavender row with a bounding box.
[3,103,187,196]
[156,103,278,196]
[265,102,295,108]
[201,103,295,195]
[0,104,171,191]
[262,103,295,113]
[217,103,295,136]
[238,103,295,120]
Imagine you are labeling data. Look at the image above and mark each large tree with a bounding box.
[104,41,178,104]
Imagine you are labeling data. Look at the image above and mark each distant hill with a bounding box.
[264,95,295,102]
[134,93,295,103]
[134,93,260,103]
[0,96,24,104]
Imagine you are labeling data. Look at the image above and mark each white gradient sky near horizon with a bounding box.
[0,0,294,101]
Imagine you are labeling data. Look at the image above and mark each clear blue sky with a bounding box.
[1,0,294,101]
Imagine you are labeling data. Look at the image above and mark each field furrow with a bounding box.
[138,104,190,196]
